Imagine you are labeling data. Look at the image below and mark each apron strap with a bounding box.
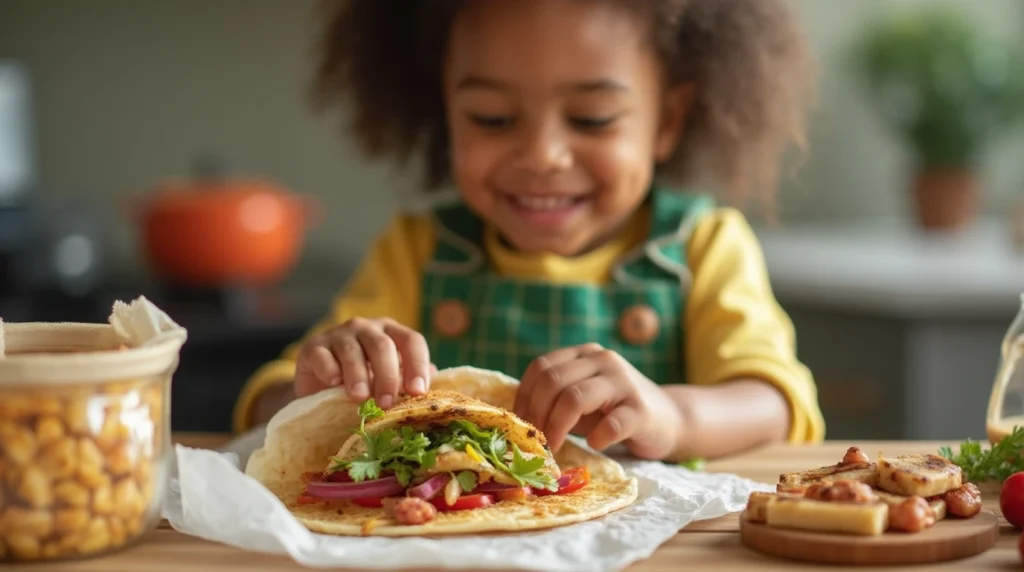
[424,202,486,274]
[613,189,716,288]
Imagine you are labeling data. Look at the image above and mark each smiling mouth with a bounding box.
[506,194,589,211]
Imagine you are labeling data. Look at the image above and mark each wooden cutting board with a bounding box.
[739,510,1000,565]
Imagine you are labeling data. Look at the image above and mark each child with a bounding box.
[233,0,825,461]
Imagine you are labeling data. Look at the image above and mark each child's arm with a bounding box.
[671,207,826,459]
[231,214,436,433]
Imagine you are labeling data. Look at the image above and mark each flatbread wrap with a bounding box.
[244,366,639,536]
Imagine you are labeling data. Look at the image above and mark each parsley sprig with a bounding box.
[328,399,438,486]
[939,425,1024,483]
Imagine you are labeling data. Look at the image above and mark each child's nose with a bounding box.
[514,122,573,175]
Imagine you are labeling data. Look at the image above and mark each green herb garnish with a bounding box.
[938,425,1024,483]
[455,470,478,493]
[429,420,558,491]
[679,457,706,472]
[326,398,557,491]
[328,399,437,486]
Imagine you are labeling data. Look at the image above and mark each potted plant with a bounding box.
[850,7,1024,230]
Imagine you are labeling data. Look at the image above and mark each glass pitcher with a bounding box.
[986,293,1024,444]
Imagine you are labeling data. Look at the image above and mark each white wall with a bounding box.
[2,0,1023,279]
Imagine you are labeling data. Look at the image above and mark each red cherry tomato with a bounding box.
[1001,472,1024,528]
[534,466,591,497]
[429,494,495,512]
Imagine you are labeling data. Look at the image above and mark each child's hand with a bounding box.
[293,317,433,409]
[513,343,682,460]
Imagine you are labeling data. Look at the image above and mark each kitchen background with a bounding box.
[3,0,1024,442]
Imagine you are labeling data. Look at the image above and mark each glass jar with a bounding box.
[987,293,1024,445]
[0,320,185,563]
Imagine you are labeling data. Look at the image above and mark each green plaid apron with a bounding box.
[419,189,715,385]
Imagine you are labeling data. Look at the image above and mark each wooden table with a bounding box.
[42,434,1023,571]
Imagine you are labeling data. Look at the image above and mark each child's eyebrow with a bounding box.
[455,76,630,94]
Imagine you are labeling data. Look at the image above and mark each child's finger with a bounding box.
[294,342,340,398]
[384,323,431,396]
[356,328,401,409]
[328,331,370,402]
[514,343,602,419]
[526,356,602,429]
[543,378,619,452]
[587,404,643,451]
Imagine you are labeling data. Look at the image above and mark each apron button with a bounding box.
[619,305,659,345]
[433,300,471,338]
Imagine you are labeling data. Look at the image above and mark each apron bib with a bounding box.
[419,189,715,385]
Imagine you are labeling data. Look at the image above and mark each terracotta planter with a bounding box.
[911,169,979,231]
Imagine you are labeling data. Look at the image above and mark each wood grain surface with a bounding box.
[33,436,1024,571]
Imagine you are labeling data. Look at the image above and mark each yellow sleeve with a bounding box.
[684,207,826,443]
[231,212,436,434]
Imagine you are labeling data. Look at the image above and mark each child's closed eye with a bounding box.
[468,113,516,130]
[568,115,618,131]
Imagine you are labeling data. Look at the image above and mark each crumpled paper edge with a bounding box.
[163,435,773,572]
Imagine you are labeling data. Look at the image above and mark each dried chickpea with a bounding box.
[0,539,6,559]
[53,479,90,508]
[57,532,81,554]
[92,481,114,516]
[96,410,130,451]
[65,399,91,435]
[113,478,143,520]
[77,438,108,489]
[38,438,77,480]
[54,508,91,534]
[35,415,65,447]
[125,513,144,536]
[134,457,152,484]
[5,507,55,536]
[106,446,133,477]
[77,517,111,555]
[32,395,64,417]
[108,516,127,547]
[41,541,61,560]
[0,422,37,465]
[17,465,53,509]
[7,533,40,561]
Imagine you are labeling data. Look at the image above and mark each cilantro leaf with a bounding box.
[359,399,385,423]
[508,443,557,491]
[347,458,382,481]
[327,398,434,483]
[456,470,478,492]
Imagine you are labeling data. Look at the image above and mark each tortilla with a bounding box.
[244,366,639,536]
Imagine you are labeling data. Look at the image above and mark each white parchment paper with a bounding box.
[163,427,772,572]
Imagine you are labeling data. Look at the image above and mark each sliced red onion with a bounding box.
[306,476,405,499]
[407,474,450,500]
[475,481,518,492]
[556,474,571,488]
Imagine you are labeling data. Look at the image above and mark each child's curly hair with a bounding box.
[310,0,816,216]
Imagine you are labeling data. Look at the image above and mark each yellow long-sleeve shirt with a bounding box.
[233,205,826,443]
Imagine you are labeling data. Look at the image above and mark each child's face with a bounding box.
[443,0,691,257]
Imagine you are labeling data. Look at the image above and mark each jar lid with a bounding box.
[0,297,188,385]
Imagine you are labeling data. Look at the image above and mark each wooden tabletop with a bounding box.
[40,434,1023,571]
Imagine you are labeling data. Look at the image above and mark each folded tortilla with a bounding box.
[245,366,639,536]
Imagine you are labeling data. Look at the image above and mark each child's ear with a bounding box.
[654,82,695,163]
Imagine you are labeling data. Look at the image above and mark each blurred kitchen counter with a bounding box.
[756,217,1021,443]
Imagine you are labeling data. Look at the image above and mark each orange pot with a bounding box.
[129,174,322,287]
